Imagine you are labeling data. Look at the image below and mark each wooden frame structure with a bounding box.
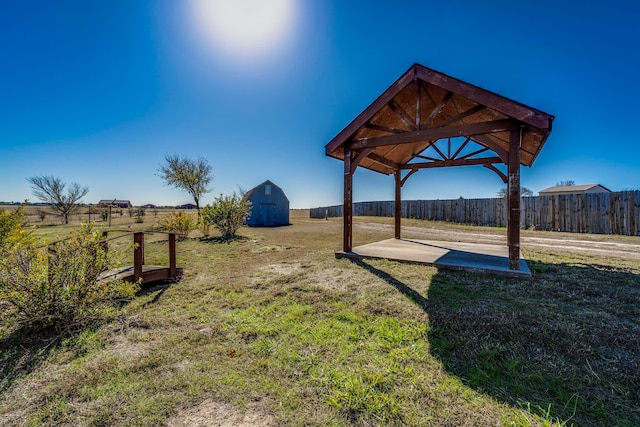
[325,64,554,271]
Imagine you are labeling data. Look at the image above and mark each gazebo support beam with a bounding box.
[394,170,402,239]
[507,128,522,270]
[344,148,353,252]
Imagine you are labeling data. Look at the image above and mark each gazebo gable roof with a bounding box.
[325,63,554,175]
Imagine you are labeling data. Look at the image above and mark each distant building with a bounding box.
[142,204,156,209]
[245,180,289,226]
[178,203,197,210]
[538,184,611,196]
[98,199,132,208]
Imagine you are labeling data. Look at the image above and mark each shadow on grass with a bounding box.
[139,282,173,307]
[199,235,250,244]
[0,279,173,395]
[0,329,64,394]
[349,258,640,427]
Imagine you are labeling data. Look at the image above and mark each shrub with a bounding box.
[201,192,252,239]
[0,223,138,332]
[159,211,196,238]
[0,206,33,253]
[132,207,146,223]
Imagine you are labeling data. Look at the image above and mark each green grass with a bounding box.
[1,211,639,426]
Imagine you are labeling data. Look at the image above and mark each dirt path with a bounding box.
[355,222,640,261]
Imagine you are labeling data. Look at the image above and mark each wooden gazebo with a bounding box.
[325,63,554,272]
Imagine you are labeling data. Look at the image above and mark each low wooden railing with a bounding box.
[101,231,179,283]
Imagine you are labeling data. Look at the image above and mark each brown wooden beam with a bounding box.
[400,168,419,187]
[430,141,448,160]
[389,100,417,131]
[415,154,441,162]
[365,123,407,134]
[483,163,508,183]
[415,66,552,129]
[366,152,400,170]
[469,134,509,164]
[416,80,421,128]
[435,104,486,128]
[169,233,177,277]
[351,148,374,174]
[421,91,453,129]
[325,68,417,155]
[450,137,471,160]
[400,156,502,169]
[507,128,522,270]
[394,170,401,239]
[134,232,144,282]
[344,148,353,252]
[349,119,519,150]
[459,146,490,160]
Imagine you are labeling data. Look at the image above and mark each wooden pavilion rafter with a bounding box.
[325,63,554,271]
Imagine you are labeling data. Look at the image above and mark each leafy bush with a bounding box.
[0,206,33,253]
[0,223,138,332]
[159,211,196,238]
[201,192,252,239]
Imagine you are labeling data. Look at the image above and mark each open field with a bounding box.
[0,204,179,228]
[1,210,639,426]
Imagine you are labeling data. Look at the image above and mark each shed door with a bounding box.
[260,203,276,225]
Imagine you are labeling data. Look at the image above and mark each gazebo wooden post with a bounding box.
[343,147,353,252]
[507,127,522,270]
[394,170,402,239]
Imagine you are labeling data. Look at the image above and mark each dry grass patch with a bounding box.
[1,211,639,426]
[168,398,275,427]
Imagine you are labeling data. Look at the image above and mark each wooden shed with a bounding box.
[245,180,290,226]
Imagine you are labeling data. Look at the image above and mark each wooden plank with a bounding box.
[325,67,417,156]
[314,190,640,236]
[507,129,521,270]
[394,170,401,239]
[169,233,177,277]
[343,149,353,251]
[134,232,144,282]
[420,91,453,128]
[389,100,417,131]
[349,119,520,150]
[365,123,408,134]
[415,65,553,130]
[434,105,486,129]
[401,157,502,169]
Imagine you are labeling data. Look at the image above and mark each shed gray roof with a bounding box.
[245,180,289,202]
[539,184,611,194]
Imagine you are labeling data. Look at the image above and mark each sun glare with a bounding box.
[190,0,296,60]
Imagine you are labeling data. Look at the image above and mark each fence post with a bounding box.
[134,232,144,282]
[169,233,177,277]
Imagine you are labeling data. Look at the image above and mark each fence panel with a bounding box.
[310,191,640,236]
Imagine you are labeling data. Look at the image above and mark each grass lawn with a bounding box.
[1,210,638,426]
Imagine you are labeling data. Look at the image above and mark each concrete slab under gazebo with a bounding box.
[325,63,554,277]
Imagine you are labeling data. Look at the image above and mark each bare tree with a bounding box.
[159,154,213,211]
[556,180,576,186]
[497,186,534,198]
[28,176,89,224]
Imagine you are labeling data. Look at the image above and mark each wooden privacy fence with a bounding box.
[310,191,640,236]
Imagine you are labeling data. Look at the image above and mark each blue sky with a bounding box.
[1,1,638,208]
